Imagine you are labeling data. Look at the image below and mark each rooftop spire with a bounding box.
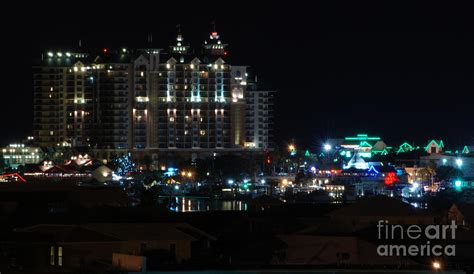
[204,21,227,56]
[170,24,189,54]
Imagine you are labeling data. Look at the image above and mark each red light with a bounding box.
[224,51,228,56]
[211,32,218,37]
[384,172,398,185]
[103,48,108,53]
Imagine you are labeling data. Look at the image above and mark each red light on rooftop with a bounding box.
[103,48,108,53]
[211,32,218,37]
[224,51,228,56]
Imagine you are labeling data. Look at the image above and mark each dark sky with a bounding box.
[2,2,474,149]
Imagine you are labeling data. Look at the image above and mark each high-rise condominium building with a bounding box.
[33,29,274,158]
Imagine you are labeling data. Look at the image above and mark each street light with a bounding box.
[324,144,332,151]
[288,144,295,151]
[432,261,441,270]
[456,158,463,168]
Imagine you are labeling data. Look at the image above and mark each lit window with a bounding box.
[58,246,63,266]
[169,117,175,122]
[50,131,54,136]
[140,71,144,77]
[200,130,206,136]
[50,246,55,266]
[166,63,171,69]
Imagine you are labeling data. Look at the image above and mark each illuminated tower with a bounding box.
[203,25,228,56]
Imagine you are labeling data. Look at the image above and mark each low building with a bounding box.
[425,139,444,154]
[1,222,215,272]
[327,196,434,231]
[447,203,474,228]
[1,143,43,169]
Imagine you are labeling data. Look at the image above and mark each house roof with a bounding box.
[328,196,432,217]
[13,224,120,243]
[83,222,216,242]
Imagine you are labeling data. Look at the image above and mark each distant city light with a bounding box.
[47,52,53,57]
[432,261,441,270]
[454,180,462,188]
[228,179,234,185]
[442,158,447,164]
[324,144,332,151]
[456,158,463,167]
[174,185,180,190]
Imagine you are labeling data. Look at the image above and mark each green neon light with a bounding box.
[305,150,311,157]
[424,140,445,152]
[462,146,469,154]
[345,134,381,141]
[396,142,414,154]
[359,141,373,148]
[372,149,388,155]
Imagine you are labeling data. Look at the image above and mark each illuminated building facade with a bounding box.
[0,144,43,169]
[340,134,387,158]
[245,89,275,150]
[33,28,274,157]
[33,53,93,147]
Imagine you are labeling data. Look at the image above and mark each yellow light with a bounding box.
[181,171,186,176]
[288,144,295,151]
[433,261,441,270]
[187,172,192,178]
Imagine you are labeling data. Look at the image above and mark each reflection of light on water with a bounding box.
[164,197,248,212]
[410,202,428,209]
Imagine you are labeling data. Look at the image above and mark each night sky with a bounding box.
[2,2,474,149]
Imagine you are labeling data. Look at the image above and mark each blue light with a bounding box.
[368,165,379,174]
[228,179,234,185]
[454,180,462,188]
[174,185,180,190]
